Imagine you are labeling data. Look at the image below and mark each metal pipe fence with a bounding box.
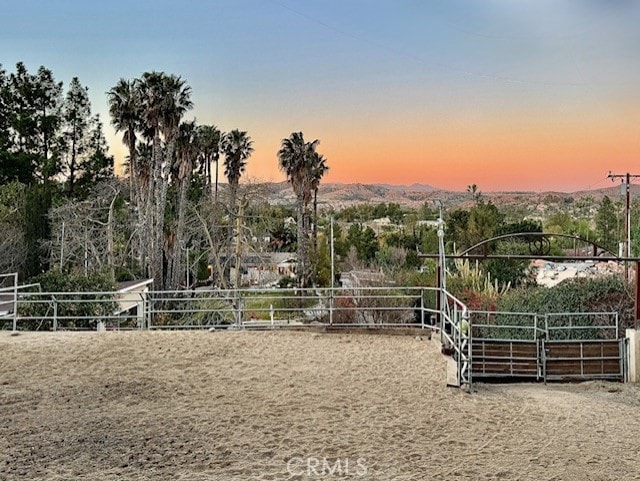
[544,312,619,340]
[0,273,18,332]
[439,290,472,387]
[3,282,629,387]
[469,311,542,341]
[5,286,444,332]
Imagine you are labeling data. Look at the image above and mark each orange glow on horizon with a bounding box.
[109,98,640,193]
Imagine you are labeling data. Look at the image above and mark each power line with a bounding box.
[577,175,611,193]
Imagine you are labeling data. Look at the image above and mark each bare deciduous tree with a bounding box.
[48,180,129,281]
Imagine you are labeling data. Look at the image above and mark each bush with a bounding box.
[15,270,116,330]
[332,295,357,324]
[497,276,633,338]
[278,276,294,288]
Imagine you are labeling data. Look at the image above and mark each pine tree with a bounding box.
[4,62,63,183]
[596,195,617,253]
[61,77,92,195]
[75,115,114,197]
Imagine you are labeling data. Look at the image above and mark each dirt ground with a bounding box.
[1,330,639,480]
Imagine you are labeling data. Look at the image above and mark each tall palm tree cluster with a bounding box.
[107,72,254,289]
[109,72,329,290]
[278,132,328,288]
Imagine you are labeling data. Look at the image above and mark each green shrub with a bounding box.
[15,270,116,330]
[497,276,632,339]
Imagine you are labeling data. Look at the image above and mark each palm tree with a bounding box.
[196,124,221,200]
[107,78,139,200]
[136,71,193,289]
[221,129,253,286]
[168,120,198,288]
[278,132,322,288]
[310,152,329,258]
[221,129,253,216]
[108,78,145,278]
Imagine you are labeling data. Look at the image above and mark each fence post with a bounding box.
[465,310,472,390]
[544,314,549,340]
[542,338,547,384]
[12,273,18,333]
[52,296,58,332]
[329,288,334,326]
[437,267,442,341]
[235,290,242,327]
[146,293,152,330]
[621,338,627,382]
[420,288,425,328]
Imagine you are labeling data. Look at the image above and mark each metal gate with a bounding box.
[472,339,540,379]
[542,313,625,382]
[468,311,626,383]
[470,312,542,381]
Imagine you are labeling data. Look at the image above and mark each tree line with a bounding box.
[0,62,113,277]
[1,62,329,290]
[1,61,629,294]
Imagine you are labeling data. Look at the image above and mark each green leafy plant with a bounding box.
[15,270,116,330]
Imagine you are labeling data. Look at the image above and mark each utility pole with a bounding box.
[608,172,640,281]
[330,216,334,326]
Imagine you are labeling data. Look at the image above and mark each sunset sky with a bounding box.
[2,0,639,192]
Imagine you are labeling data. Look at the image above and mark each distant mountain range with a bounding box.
[372,183,438,192]
[264,182,639,211]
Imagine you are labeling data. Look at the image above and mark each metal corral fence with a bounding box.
[3,282,627,386]
[468,310,625,382]
[545,312,619,340]
[439,290,472,388]
[469,311,543,381]
[469,311,620,341]
[5,286,443,332]
[469,310,620,342]
[470,311,543,341]
[543,312,624,382]
[0,273,19,331]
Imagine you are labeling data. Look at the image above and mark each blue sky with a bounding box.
[2,0,639,191]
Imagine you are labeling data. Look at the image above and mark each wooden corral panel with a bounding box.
[471,339,624,381]
[472,340,539,379]
[543,340,623,381]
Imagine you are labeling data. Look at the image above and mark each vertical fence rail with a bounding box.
[464,309,472,389]
[420,288,425,328]
[12,273,18,332]
[329,288,334,326]
[52,296,58,332]
[0,273,19,332]
[439,290,472,389]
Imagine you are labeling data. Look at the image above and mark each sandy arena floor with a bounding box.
[1,330,639,480]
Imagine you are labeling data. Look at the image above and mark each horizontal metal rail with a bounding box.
[5,286,441,332]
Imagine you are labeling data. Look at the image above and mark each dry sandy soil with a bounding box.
[1,330,639,481]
